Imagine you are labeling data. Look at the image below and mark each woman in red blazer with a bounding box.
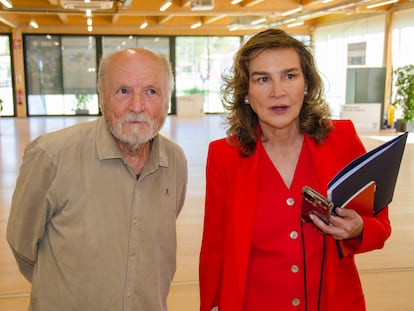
[199,29,391,311]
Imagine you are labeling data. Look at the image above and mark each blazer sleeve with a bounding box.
[358,207,391,253]
[199,139,229,311]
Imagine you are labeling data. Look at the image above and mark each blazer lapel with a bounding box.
[305,134,342,304]
[304,134,338,196]
[232,148,260,303]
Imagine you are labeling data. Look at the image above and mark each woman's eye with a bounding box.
[285,73,296,80]
[258,76,268,83]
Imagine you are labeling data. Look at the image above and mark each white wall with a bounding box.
[313,15,386,118]
[392,8,414,69]
[312,9,414,120]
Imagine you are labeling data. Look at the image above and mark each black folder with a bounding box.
[327,132,408,258]
[328,132,408,215]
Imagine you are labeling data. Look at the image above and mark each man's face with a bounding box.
[101,50,169,149]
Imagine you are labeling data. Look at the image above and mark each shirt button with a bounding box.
[286,198,295,206]
[291,265,299,273]
[292,298,300,306]
[290,231,298,239]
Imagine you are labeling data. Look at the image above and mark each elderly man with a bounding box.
[7,48,188,311]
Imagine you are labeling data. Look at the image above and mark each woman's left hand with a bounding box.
[310,207,364,240]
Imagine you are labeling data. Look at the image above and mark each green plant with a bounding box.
[0,98,3,113]
[74,94,92,110]
[392,64,414,122]
[181,88,207,96]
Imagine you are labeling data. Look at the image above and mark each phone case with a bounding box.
[301,186,334,225]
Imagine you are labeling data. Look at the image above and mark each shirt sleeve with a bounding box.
[6,139,57,282]
[176,150,188,218]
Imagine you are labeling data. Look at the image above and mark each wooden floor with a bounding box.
[1,115,413,310]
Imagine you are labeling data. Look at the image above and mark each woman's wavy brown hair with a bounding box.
[221,28,332,157]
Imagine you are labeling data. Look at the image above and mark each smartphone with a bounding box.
[301,186,334,225]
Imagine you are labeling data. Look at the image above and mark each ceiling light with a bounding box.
[231,0,243,4]
[87,18,92,26]
[190,21,202,29]
[281,6,303,17]
[140,20,148,29]
[321,0,333,3]
[88,25,93,32]
[29,19,39,29]
[160,0,172,11]
[366,0,398,9]
[0,0,12,9]
[86,9,92,17]
[251,17,267,25]
[191,0,214,11]
[243,0,264,7]
[228,24,238,31]
[287,21,304,28]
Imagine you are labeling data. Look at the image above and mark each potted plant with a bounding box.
[392,64,414,132]
[74,94,92,115]
[176,88,206,117]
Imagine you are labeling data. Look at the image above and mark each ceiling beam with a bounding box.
[57,13,68,24]
[0,12,19,28]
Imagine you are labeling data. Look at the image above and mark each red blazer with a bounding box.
[199,120,391,311]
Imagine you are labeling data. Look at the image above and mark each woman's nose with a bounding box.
[270,80,286,97]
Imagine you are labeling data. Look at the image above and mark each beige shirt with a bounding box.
[7,118,188,311]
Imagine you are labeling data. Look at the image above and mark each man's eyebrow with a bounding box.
[145,84,162,90]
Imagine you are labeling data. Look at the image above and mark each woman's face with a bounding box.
[247,48,306,134]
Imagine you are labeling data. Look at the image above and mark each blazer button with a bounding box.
[286,197,295,206]
[290,231,298,239]
[292,298,301,306]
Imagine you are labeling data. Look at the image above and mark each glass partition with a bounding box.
[23,34,239,116]
[24,35,99,116]
[175,36,240,113]
[62,36,98,115]
[102,36,170,58]
[0,35,13,116]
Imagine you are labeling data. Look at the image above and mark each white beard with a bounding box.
[107,112,165,150]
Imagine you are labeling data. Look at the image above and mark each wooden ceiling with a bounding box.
[0,0,413,36]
